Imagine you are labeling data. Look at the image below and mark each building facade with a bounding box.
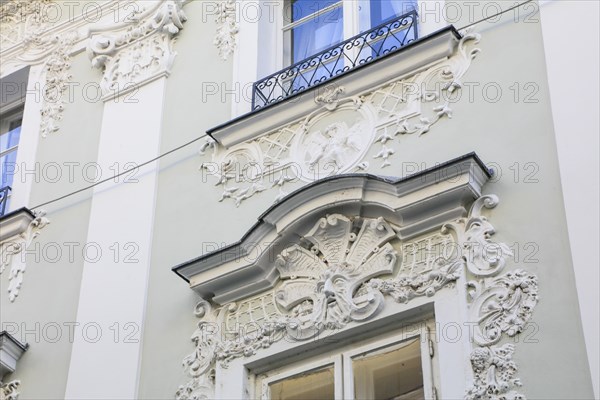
[0,1,597,399]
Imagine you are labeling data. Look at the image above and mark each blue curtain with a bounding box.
[0,126,21,188]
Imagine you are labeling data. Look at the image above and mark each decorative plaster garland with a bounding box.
[176,195,539,400]
[213,0,238,61]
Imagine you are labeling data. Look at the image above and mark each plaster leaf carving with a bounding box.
[465,344,525,400]
[442,195,513,277]
[370,258,462,303]
[201,32,482,206]
[214,0,238,61]
[373,145,395,168]
[0,211,50,302]
[468,269,538,346]
[87,0,187,98]
[0,380,21,400]
[39,32,79,138]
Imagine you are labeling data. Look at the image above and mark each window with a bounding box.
[283,0,418,66]
[257,322,435,400]
[0,107,22,216]
[253,0,418,109]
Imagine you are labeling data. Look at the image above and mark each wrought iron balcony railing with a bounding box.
[252,9,418,111]
[0,186,11,217]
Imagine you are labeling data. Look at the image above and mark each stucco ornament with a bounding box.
[443,195,513,277]
[457,196,539,399]
[200,32,482,205]
[214,0,238,61]
[0,380,21,400]
[275,215,397,336]
[2,1,187,136]
[468,269,539,346]
[87,0,187,99]
[465,344,524,400]
[175,301,217,400]
[0,0,53,50]
[176,214,465,398]
[177,196,540,400]
[1,0,79,137]
[0,211,50,302]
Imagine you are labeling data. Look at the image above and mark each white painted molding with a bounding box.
[201,30,481,206]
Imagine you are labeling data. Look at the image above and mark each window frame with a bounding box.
[0,106,24,213]
[254,320,436,400]
[259,353,344,399]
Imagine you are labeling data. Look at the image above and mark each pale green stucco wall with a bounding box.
[0,50,104,399]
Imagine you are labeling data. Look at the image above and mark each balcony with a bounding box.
[252,10,419,111]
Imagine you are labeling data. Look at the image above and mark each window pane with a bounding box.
[0,125,21,152]
[291,7,343,63]
[352,339,424,400]
[269,365,335,400]
[359,0,417,31]
[291,0,341,22]
[1,150,18,188]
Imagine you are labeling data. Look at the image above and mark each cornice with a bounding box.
[173,153,491,304]
[0,208,35,243]
[0,331,28,380]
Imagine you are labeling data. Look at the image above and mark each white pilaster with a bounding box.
[64,78,165,399]
[65,2,186,397]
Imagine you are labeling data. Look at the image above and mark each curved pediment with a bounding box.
[172,152,490,304]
